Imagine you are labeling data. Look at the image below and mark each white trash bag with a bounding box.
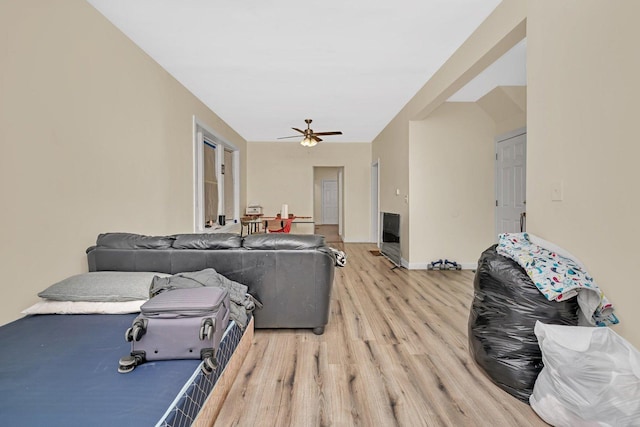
[530,321,640,427]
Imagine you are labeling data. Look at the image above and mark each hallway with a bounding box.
[314,224,342,244]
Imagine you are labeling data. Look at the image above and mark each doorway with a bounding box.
[313,166,344,239]
[495,128,527,239]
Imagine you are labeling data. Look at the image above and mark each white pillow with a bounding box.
[22,299,147,315]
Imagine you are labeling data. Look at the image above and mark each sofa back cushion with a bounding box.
[242,234,326,250]
[172,233,242,249]
[96,233,174,249]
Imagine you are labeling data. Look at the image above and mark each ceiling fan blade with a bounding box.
[312,131,342,136]
[281,120,340,144]
[277,135,303,139]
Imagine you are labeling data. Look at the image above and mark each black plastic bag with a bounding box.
[468,245,580,402]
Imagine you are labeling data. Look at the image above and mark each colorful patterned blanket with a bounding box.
[497,233,618,326]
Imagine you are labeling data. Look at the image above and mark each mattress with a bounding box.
[0,313,245,426]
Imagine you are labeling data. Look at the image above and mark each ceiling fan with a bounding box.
[278,119,342,147]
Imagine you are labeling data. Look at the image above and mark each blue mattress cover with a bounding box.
[0,313,226,426]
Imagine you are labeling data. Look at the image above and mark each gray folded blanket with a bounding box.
[149,268,262,329]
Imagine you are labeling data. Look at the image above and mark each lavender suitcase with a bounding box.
[118,287,230,374]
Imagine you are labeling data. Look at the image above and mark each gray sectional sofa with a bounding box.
[86,232,336,334]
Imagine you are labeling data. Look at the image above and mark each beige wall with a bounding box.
[370,0,640,349]
[527,0,640,347]
[372,117,412,257]
[372,0,526,263]
[477,86,526,135]
[0,0,246,325]
[247,142,371,242]
[408,103,496,267]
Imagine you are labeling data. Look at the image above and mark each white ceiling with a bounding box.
[86,0,506,143]
[448,38,527,102]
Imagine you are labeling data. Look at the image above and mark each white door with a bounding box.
[496,130,526,238]
[322,180,339,224]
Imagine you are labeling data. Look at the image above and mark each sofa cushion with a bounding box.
[242,234,326,250]
[172,233,242,249]
[96,233,174,249]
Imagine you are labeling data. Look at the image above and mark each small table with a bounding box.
[262,216,314,232]
[240,215,264,236]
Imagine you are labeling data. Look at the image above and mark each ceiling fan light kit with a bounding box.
[300,136,317,147]
[278,119,342,147]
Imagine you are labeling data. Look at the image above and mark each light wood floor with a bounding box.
[314,224,342,243]
[214,243,547,426]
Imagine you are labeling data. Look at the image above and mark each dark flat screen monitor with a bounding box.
[380,212,401,267]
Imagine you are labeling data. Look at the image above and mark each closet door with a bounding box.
[496,130,526,238]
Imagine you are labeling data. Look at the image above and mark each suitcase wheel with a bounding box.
[118,352,145,374]
[201,356,218,375]
[118,364,135,374]
[132,319,146,341]
[199,318,215,341]
[131,324,145,341]
[118,353,144,374]
[126,320,146,342]
[200,348,218,375]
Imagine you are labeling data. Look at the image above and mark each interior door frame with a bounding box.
[338,168,344,238]
[312,166,344,236]
[371,160,380,244]
[193,116,240,232]
[495,126,527,240]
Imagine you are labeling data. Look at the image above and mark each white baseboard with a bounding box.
[336,242,476,271]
